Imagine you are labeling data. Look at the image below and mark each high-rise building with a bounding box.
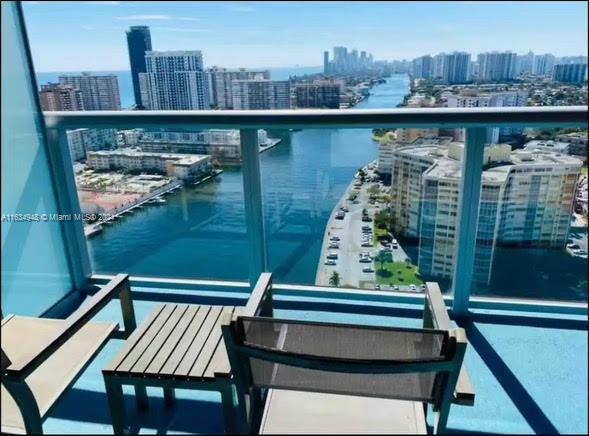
[516,50,535,76]
[477,51,517,82]
[39,83,84,111]
[323,51,330,74]
[390,142,581,284]
[412,55,433,79]
[206,67,270,109]
[294,80,342,108]
[552,63,587,83]
[139,51,210,110]
[231,79,290,109]
[433,52,471,84]
[59,73,121,110]
[126,26,152,109]
[532,53,556,75]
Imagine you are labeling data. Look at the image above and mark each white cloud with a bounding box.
[116,14,171,20]
[178,17,200,22]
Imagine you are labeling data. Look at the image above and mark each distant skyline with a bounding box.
[22,1,588,72]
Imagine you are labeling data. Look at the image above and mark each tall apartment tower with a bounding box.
[477,51,517,82]
[532,53,556,76]
[231,79,290,109]
[552,63,587,83]
[516,50,534,76]
[39,83,84,111]
[412,55,433,79]
[139,51,210,110]
[126,26,152,109]
[433,52,471,84]
[58,73,121,110]
[323,51,330,74]
[206,67,270,109]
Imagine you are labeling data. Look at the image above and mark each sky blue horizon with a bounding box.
[22,1,588,72]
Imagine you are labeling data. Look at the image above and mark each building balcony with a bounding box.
[2,2,588,434]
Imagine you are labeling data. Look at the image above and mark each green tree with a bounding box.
[329,271,341,287]
[375,251,389,272]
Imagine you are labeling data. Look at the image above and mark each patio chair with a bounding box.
[221,281,472,434]
[1,274,137,435]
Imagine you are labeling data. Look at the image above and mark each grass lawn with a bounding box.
[582,166,588,176]
[374,226,389,240]
[375,260,424,285]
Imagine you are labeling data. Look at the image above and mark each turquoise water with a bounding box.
[84,74,411,283]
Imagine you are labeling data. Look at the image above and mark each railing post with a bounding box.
[45,126,92,291]
[240,129,267,287]
[452,128,486,317]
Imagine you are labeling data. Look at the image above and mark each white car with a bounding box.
[324,260,337,266]
[409,284,417,291]
[328,243,339,249]
[362,266,375,273]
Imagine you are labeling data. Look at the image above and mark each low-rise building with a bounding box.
[66,128,117,162]
[294,80,343,109]
[86,149,211,180]
[524,140,570,154]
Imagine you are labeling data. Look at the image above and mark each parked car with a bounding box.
[393,285,400,291]
[567,243,580,249]
[324,260,337,266]
[359,257,372,263]
[361,242,373,247]
[339,206,349,213]
[330,236,341,242]
[326,252,338,260]
[362,216,373,222]
[409,284,417,291]
[328,243,339,249]
[363,267,375,273]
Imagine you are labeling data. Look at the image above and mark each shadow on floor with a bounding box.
[467,312,587,331]
[50,387,224,434]
[457,318,560,435]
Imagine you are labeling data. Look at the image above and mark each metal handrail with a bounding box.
[43,106,588,130]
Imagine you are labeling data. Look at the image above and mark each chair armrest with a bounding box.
[4,274,130,378]
[242,273,273,317]
[425,282,475,406]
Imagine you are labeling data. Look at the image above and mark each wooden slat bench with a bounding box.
[102,273,273,435]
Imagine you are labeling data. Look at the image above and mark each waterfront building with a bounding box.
[328,46,376,74]
[66,128,117,162]
[86,149,211,180]
[433,52,471,84]
[477,51,517,82]
[126,26,152,109]
[116,128,144,147]
[447,89,528,143]
[552,63,587,84]
[556,132,588,156]
[532,53,556,76]
[136,129,271,163]
[411,55,433,79]
[59,73,121,110]
[39,83,84,111]
[294,80,342,108]
[206,67,270,109]
[231,79,290,109]
[139,51,210,110]
[390,142,581,284]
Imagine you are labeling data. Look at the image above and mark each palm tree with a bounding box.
[329,271,341,287]
[375,251,388,272]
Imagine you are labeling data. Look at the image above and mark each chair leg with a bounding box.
[163,387,175,407]
[104,377,127,435]
[220,382,236,434]
[134,384,149,411]
[4,379,43,435]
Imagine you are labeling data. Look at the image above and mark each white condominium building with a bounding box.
[139,51,210,110]
[66,128,117,162]
[59,73,121,110]
[206,67,270,109]
[86,149,211,180]
[231,79,291,109]
[446,90,528,143]
[390,141,581,284]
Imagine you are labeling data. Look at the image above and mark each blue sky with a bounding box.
[22,1,588,72]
